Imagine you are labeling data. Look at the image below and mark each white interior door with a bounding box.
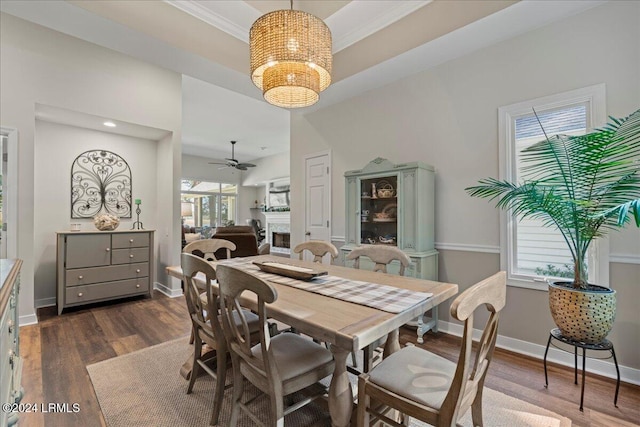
[304,151,331,262]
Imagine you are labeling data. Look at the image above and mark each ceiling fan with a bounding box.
[208,140,256,171]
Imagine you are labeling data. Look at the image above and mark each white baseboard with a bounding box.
[437,320,639,386]
[19,313,38,326]
[35,297,56,308]
[153,282,183,298]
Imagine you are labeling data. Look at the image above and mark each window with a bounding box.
[181,180,238,233]
[498,84,609,289]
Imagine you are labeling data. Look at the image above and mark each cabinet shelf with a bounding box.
[362,196,397,201]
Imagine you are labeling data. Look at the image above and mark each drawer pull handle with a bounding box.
[78,292,83,297]
[130,254,134,258]
[136,269,141,273]
[106,248,110,252]
[78,275,83,280]
[136,284,141,288]
[130,239,134,243]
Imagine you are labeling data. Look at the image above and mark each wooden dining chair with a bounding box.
[346,245,411,275]
[180,253,259,426]
[183,238,236,261]
[356,271,507,427]
[293,240,339,264]
[217,264,335,427]
[182,238,237,345]
[346,245,412,370]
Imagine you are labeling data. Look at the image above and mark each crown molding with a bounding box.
[327,1,431,53]
[163,0,431,53]
[164,0,258,43]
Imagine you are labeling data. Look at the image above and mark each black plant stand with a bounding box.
[543,328,620,411]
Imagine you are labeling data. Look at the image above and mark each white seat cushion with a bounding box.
[251,333,333,382]
[367,345,456,409]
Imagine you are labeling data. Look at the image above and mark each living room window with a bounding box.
[498,84,609,290]
[181,180,237,234]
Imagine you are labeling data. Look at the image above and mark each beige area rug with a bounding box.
[87,338,571,427]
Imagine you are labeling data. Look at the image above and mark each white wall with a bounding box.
[291,1,640,369]
[33,121,160,305]
[0,13,183,322]
[241,151,290,186]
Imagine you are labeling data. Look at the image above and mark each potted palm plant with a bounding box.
[466,108,640,344]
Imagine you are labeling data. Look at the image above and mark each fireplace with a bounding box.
[272,232,290,250]
[263,211,290,255]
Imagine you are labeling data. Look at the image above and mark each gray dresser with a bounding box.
[1,259,23,427]
[56,230,154,315]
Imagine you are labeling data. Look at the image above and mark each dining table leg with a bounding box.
[328,345,353,427]
[383,328,401,358]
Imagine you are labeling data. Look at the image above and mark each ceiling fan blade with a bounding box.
[236,163,256,168]
[208,161,228,165]
[236,166,248,171]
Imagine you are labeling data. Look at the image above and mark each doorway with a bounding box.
[0,127,18,259]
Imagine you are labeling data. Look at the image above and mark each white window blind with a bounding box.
[498,84,608,290]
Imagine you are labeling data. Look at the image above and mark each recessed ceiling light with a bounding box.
[103,121,116,127]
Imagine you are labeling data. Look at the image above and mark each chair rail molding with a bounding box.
[434,242,500,254]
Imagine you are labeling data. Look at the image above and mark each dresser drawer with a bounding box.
[111,248,150,265]
[65,277,149,304]
[1,308,12,388]
[112,233,150,249]
[66,262,149,286]
[65,234,112,269]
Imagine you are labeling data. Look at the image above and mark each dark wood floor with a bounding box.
[17,291,639,427]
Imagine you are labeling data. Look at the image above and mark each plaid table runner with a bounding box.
[218,259,432,314]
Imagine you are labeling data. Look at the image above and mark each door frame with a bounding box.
[0,126,18,259]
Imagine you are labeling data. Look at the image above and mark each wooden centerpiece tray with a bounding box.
[252,261,328,281]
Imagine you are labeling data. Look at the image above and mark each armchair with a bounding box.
[212,225,270,258]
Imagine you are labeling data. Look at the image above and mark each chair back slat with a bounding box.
[346,246,411,275]
[217,264,279,382]
[441,271,506,422]
[181,253,224,340]
[183,238,236,261]
[293,240,339,264]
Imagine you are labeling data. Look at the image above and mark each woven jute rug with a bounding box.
[87,338,571,427]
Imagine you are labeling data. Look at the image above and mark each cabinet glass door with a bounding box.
[359,174,398,246]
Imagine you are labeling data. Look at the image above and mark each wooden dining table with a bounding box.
[166,254,458,427]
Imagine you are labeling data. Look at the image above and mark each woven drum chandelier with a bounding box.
[250,1,332,108]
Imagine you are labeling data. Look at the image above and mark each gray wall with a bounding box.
[0,13,183,321]
[34,121,161,307]
[291,2,640,371]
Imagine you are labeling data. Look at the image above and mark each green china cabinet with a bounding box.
[341,158,439,339]
[341,157,438,276]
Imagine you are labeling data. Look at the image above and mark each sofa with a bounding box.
[212,225,270,258]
